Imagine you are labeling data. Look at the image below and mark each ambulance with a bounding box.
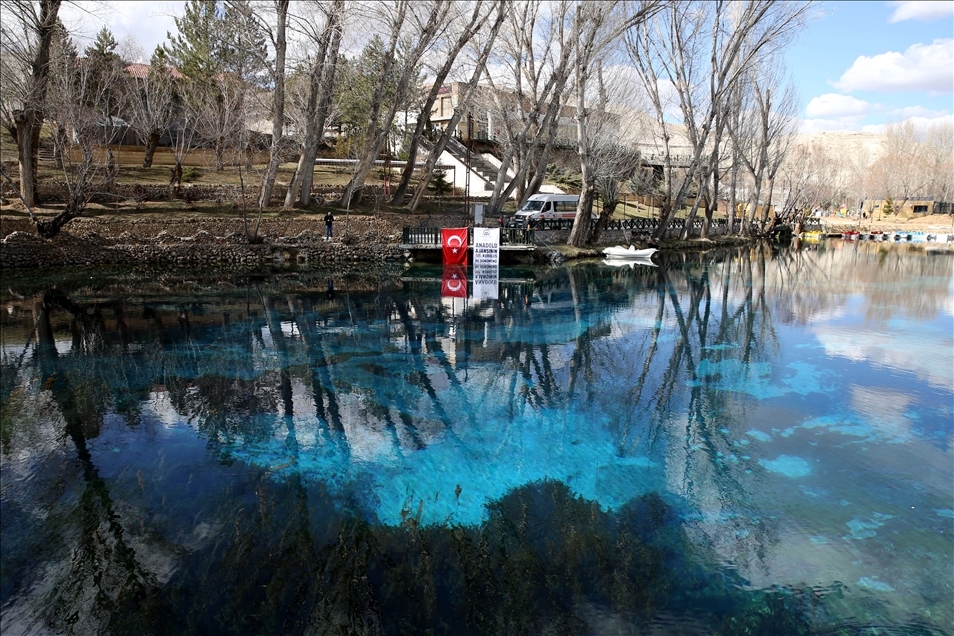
[507,194,580,228]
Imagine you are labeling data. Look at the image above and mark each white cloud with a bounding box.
[805,93,871,118]
[59,1,185,60]
[888,1,954,23]
[862,112,954,133]
[890,105,950,119]
[800,94,876,132]
[833,39,954,93]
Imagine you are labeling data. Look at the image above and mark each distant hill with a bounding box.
[792,131,885,161]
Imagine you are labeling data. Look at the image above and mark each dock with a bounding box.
[400,227,537,261]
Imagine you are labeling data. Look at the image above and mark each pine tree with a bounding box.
[163,0,224,81]
[220,0,267,86]
[427,169,452,196]
[883,197,895,217]
[85,25,118,61]
[83,26,123,116]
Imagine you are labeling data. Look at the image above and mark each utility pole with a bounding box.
[466,113,472,225]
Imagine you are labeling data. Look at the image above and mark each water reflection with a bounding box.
[1,243,951,635]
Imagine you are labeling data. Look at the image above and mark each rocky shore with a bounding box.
[3,210,950,270]
[0,215,408,269]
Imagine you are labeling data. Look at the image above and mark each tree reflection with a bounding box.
[28,291,169,634]
[1,250,950,634]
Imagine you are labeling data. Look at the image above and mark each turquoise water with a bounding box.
[1,242,951,634]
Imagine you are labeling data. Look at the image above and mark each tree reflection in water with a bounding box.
[1,245,950,635]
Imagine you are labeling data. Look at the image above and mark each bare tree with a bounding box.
[256,0,290,208]
[777,141,846,223]
[570,65,646,244]
[481,0,576,213]
[283,0,345,208]
[194,71,250,171]
[727,59,798,234]
[626,0,812,240]
[922,122,954,212]
[23,29,127,237]
[566,0,660,247]
[389,0,498,206]
[404,0,507,212]
[868,121,932,216]
[167,78,203,198]
[124,50,178,168]
[339,0,452,209]
[0,0,62,208]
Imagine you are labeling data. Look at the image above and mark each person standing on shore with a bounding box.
[324,211,334,239]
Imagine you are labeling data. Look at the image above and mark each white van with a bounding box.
[508,194,579,228]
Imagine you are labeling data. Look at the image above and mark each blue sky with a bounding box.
[61,0,953,134]
[785,1,953,132]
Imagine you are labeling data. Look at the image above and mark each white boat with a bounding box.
[602,245,659,259]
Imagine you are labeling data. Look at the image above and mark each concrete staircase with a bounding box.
[442,137,504,192]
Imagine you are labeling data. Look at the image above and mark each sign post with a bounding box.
[472,227,500,300]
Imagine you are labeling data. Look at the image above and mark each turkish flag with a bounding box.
[441,265,468,298]
[442,228,469,265]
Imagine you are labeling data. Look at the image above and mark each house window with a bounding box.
[913,204,928,214]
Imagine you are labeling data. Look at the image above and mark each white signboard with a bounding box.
[471,227,500,300]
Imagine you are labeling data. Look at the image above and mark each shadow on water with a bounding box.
[1,248,950,635]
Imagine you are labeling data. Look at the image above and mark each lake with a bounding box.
[1,241,951,635]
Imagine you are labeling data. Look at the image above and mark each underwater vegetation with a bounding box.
[23,477,821,635]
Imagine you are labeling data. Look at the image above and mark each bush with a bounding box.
[182,166,202,183]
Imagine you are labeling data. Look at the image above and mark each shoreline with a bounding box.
[2,210,952,270]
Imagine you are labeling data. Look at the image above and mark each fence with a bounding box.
[519,217,730,232]
[403,218,740,244]
[402,227,535,246]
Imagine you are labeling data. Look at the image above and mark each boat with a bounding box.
[602,245,659,259]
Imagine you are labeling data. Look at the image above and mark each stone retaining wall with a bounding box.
[27,182,394,206]
[1,216,406,268]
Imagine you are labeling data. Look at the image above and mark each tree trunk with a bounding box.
[588,200,617,245]
[14,114,38,208]
[728,161,738,235]
[567,185,597,246]
[702,170,717,239]
[285,0,343,208]
[34,189,86,239]
[258,0,289,209]
[170,161,183,199]
[142,132,161,168]
[680,186,705,241]
[743,177,763,235]
[760,175,776,231]
[339,1,411,208]
[106,146,118,189]
[11,0,62,208]
[214,141,225,171]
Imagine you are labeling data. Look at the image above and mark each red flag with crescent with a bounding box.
[441,265,468,298]
[441,228,469,265]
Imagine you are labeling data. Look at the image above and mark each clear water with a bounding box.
[1,241,951,635]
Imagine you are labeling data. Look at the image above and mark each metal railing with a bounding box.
[507,217,730,232]
[402,227,535,246]
[403,217,735,244]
